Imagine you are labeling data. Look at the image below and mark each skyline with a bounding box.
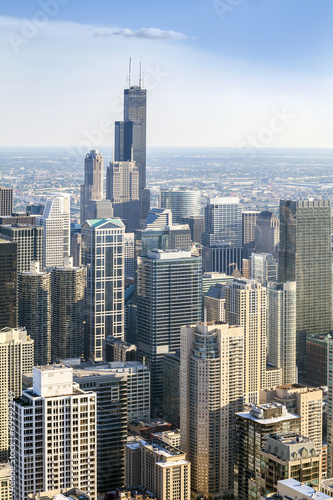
[1,0,333,148]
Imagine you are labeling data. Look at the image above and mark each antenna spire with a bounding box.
[139,55,143,89]
[128,56,132,88]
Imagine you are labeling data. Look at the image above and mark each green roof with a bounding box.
[85,218,124,229]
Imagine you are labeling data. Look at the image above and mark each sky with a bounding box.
[1,0,333,148]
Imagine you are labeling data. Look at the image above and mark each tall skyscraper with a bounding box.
[51,257,85,361]
[81,218,125,361]
[12,365,97,500]
[106,161,140,231]
[0,186,13,216]
[254,210,280,257]
[182,215,205,244]
[80,150,103,224]
[251,252,278,285]
[202,197,242,247]
[136,249,201,412]
[0,239,17,329]
[242,210,260,258]
[159,188,202,223]
[0,327,34,460]
[0,224,43,273]
[180,322,244,498]
[267,282,297,385]
[18,262,51,365]
[40,195,70,268]
[226,279,267,403]
[278,199,332,376]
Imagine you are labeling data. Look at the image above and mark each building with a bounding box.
[80,150,103,224]
[12,366,97,500]
[242,210,260,258]
[234,404,301,500]
[321,478,333,497]
[327,337,333,475]
[254,210,280,257]
[51,257,85,361]
[275,478,331,500]
[180,322,244,499]
[251,252,278,285]
[0,239,17,329]
[152,430,181,449]
[124,232,135,278]
[81,218,125,361]
[18,261,51,365]
[242,258,251,278]
[306,334,332,387]
[226,279,267,403]
[0,463,11,500]
[267,282,297,385]
[125,439,190,500]
[103,336,137,362]
[0,224,43,273]
[169,225,192,250]
[202,197,242,247]
[159,188,201,223]
[182,215,204,244]
[136,249,201,412]
[28,488,91,500]
[278,200,332,377]
[143,208,173,229]
[0,186,13,216]
[162,351,180,427]
[71,229,82,267]
[40,195,70,268]
[0,327,34,461]
[204,283,227,322]
[134,225,192,262]
[201,242,243,274]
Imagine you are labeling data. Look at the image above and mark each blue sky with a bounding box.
[1,0,333,147]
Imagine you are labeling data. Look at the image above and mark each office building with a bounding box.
[254,210,280,257]
[0,224,43,273]
[0,239,17,329]
[242,258,251,278]
[71,230,82,267]
[28,488,91,500]
[306,334,332,387]
[125,439,190,500]
[202,242,243,274]
[51,257,85,361]
[327,337,333,475]
[106,161,140,232]
[162,351,180,427]
[182,215,204,244]
[274,479,331,500]
[321,478,333,497]
[12,366,97,500]
[0,213,38,225]
[278,200,332,376]
[103,336,137,362]
[251,252,278,285]
[0,186,13,216]
[0,463,11,500]
[144,208,172,229]
[80,150,103,224]
[234,404,300,500]
[226,279,267,403]
[159,188,201,223]
[267,282,297,385]
[180,322,244,498]
[81,218,125,361]
[40,195,70,268]
[124,232,135,278]
[0,327,34,461]
[134,225,192,262]
[137,249,201,412]
[18,261,51,365]
[202,197,242,247]
[204,283,227,322]
[169,224,191,250]
[242,210,260,258]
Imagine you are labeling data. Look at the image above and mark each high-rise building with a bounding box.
[103,336,137,362]
[0,239,17,329]
[254,210,280,257]
[0,463,11,500]
[40,195,70,268]
[124,232,135,278]
[71,229,82,267]
[51,257,85,361]
[251,252,278,285]
[143,208,173,229]
[0,327,34,460]
[234,404,300,500]
[80,150,103,224]
[0,224,43,273]
[278,200,332,376]
[306,333,331,387]
[182,215,204,244]
[12,365,97,500]
[202,197,242,247]
[106,161,140,232]
[201,243,243,274]
[136,249,201,412]
[81,218,125,361]
[0,186,13,216]
[159,188,202,223]
[180,322,244,498]
[226,279,267,403]
[162,350,180,427]
[242,210,260,258]
[204,283,227,322]
[267,282,297,385]
[326,337,333,475]
[18,261,51,365]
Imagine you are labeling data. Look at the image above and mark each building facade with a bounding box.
[160,188,201,223]
[0,224,43,273]
[0,239,17,329]
[0,186,13,216]
[80,150,103,224]
[40,195,70,268]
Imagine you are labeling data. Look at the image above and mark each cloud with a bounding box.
[93,27,188,41]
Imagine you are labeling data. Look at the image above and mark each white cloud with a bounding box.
[93,27,188,41]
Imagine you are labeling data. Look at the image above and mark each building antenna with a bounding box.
[139,55,143,89]
[128,56,132,88]
[204,307,208,334]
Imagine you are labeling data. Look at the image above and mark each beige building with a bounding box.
[125,439,190,500]
[180,322,244,498]
[0,327,34,461]
[204,283,226,322]
[321,478,333,497]
[226,279,267,403]
[0,463,11,500]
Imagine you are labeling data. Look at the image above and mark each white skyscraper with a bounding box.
[202,197,242,247]
[12,365,97,500]
[180,322,244,498]
[40,195,70,268]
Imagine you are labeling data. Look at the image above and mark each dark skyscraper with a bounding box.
[80,150,103,223]
[0,186,13,216]
[0,239,17,329]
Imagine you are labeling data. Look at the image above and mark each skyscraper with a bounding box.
[0,239,17,329]
[0,223,43,273]
[40,195,70,268]
[159,188,202,223]
[0,186,13,216]
[18,261,51,365]
[81,218,125,361]
[51,257,86,361]
[80,150,103,224]
[278,199,332,376]
[0,327,34,460]
[251,252,278,285]
[202,197,242,247]
[136,249,201,412]
[180,322,244,498]
[254,210,280,257]
[242,210,260,258]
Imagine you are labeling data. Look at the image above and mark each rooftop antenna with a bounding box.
[139,55,143,89]
[128,56,132,88]
[131,144,134,163]
[204,307,208,335]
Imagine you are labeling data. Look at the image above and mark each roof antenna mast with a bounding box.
[128,56,132,88]
[139,55,143,89]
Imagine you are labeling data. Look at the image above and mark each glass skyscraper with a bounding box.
[159,188,202,223]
